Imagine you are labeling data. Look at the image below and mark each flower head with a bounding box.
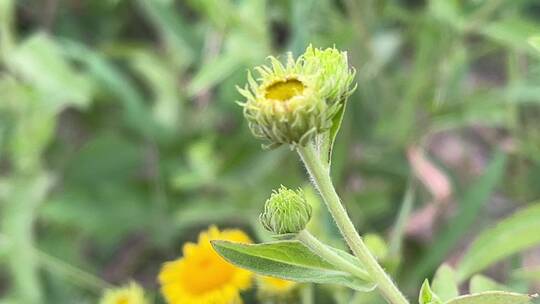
[158,226,253,304]
[238,45,355,147]
[99,282,147,304]
[260,186,312,235]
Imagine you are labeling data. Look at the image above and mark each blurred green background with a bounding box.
[1,0,540,303]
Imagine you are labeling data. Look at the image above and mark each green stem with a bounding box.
[297,230,370,281]
[0,0,15,63]
[300,283,314,304]
[297,143,409,304]
[1,174,50,304]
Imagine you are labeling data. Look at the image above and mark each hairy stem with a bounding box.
[297,143,409,304]
[297,230,371,281]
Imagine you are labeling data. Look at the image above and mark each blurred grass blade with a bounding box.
[9,34,93,112]
[130,51,183,129]
[61,40,158,137]
[469,275,509,293]
[429,0,465,30]
[37,249,112,292]
[1,173,53,304]
[135,0,194,67]
[411,151,507,284]
[388,180,415,258]
[289,0,317,56]
[188,53,243,97]
[456,202,540,282]
[1,78,56,172]
[431,264,458,302]
[480,18,540,56]
[529,36,540,52]
[0,0,15,60]
[512,267,540,282]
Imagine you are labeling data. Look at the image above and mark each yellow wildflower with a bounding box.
[158,226,253,304]
[99,282,147,304]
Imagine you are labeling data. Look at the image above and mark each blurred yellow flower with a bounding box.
[99,282,147,304]
[158,226,253,304]
[257,276,297,294]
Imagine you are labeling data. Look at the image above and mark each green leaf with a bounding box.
[0,0,15,55]
[432,264,459,302]
[8,33,93,112]
[412,151,507,283]
[325,101,347,165]
[211,240,376,291]
[0,79,56,172]
[129,51,183,129]
[457,203,540,282]
[529,36,540,52]
[513,267,540,282]
[187,53,243,97]
[480,18,540,56]
[389,181,415,258]
[429,0,465,30]
[135,0,194,67]
[61,40,157,137]
[469,275,508,294]
[2,173,53,304]
[419,280,443,304]
[184,0,235,30]
[445,291,533,304]
[289,0,317,56]
[364,233,388,261]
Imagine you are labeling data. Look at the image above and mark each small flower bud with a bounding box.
[260,186,312,235]
[237,45,355,148]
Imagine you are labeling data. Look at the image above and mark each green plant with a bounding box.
[212,46,537,304]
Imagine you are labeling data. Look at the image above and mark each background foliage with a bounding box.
[1,0,540,303]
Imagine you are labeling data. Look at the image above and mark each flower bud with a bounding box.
[237,45,355,148]
[260,186,312,235]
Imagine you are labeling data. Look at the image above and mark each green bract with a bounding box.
[237,45,355,147]
[260,186,312,235]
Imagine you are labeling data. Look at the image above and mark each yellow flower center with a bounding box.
[265,78,305,101]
